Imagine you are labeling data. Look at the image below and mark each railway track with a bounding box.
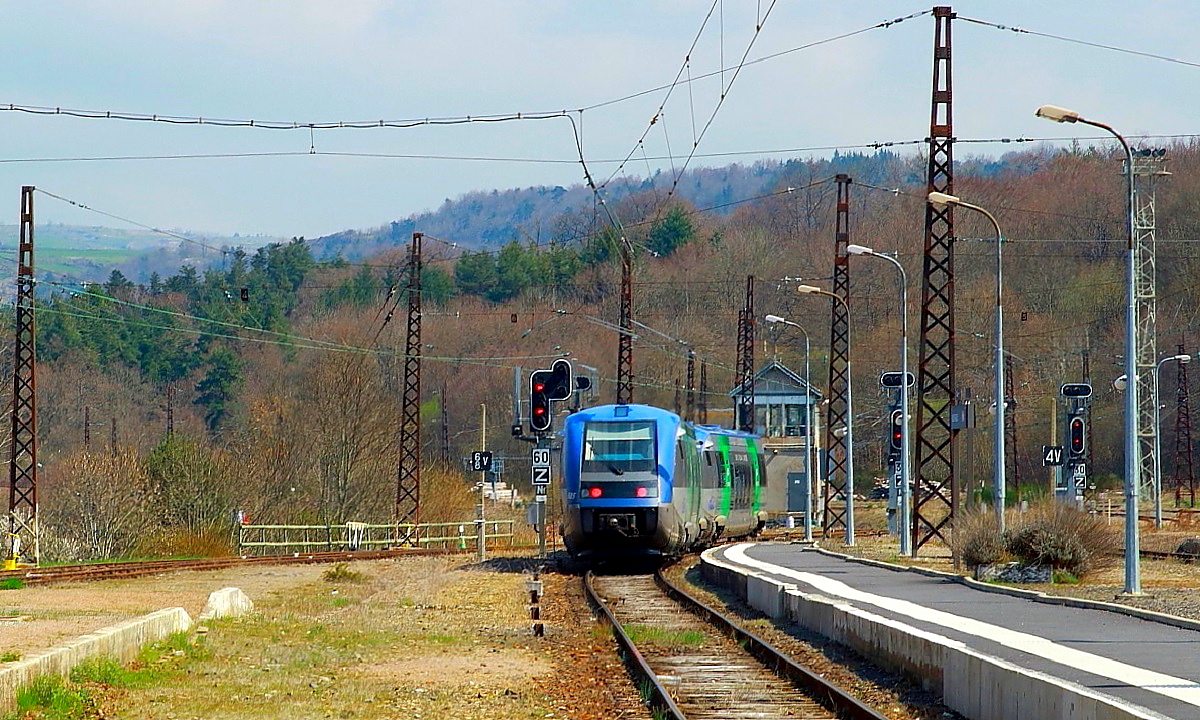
[0,548,451,586]
[585,567,888,720]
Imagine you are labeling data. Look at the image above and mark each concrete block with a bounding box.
[198,587,254,621]
[745,574,787,619]
[0,607,191,714]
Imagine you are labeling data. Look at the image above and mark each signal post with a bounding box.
[525,359,573,557]
[1059,383,1092,507]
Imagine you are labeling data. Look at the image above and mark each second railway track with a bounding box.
[586,568,889,720]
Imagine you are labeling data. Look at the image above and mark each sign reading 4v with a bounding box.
[1042,445,1064,467]
[531,447,551,486]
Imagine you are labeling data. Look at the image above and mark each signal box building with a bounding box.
[727,359,823,518]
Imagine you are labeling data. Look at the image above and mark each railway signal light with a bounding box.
[887,409,903,462]
[546,358,573,401]
[1061,383,1092,398]
[530,370,553,432]
[1069,416,1086,457]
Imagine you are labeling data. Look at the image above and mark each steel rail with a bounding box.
[0,547,499,586]
[583,569,687,720]
[654,565,890,720]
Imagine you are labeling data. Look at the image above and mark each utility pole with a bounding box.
[395,232,422,545]
[1174,340,1195,507]
[1003,355,1021,503]
[699,362,708,424]
[7,186,38,568]
[616,235,634,404]
[914,7,958,554]
[1132,150,1169,502]
[477,404,486,563]
[685,350,696,422]
[166,384,175,436]
[823,175,852,540]
[736,276,756,433]
[440,382,450,467]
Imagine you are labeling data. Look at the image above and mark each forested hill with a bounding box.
[306,148,986,262]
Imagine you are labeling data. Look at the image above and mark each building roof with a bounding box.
[727,358,823,400]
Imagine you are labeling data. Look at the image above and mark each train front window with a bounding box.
[582,421,656,475]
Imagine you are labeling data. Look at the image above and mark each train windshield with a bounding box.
[581,421,656,475]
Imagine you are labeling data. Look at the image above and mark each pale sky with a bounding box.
[1,1,1196,240]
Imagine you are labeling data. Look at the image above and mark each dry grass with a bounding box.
[61,555,643,720]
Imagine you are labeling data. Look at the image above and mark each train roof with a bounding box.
[565,404,681,424]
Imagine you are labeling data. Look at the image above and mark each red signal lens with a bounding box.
[533,382,545,392]
[588,487,602,498]
[635,486,648,498]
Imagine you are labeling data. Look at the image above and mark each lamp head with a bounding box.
[796,284,822,295]
[846,243,873,255]
[1177,354,1193,365]
[764,314,786,324]
[1036,104,1079,123]
[928,191,960,207]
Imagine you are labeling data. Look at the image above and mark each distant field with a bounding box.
[0,224,280,284]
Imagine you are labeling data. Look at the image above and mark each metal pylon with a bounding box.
[823,175,852,538]
[1003,354,1021,496]
[913,7,958,553]
[1132,151,1168,499]
[616,236,634,404]
[395,232,422,545]
[736,276,756,433]
[7,186,38,567]
[1174,340,1195,507]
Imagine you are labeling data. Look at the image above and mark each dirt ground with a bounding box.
[2,555,648,720]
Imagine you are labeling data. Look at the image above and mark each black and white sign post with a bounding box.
[471,449,493,562]
[531,445,551,557]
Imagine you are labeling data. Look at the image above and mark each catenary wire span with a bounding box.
[959,15,1200,70]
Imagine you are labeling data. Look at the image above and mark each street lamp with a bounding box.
[846,244,912,556]
[764,313,815,543]
[927,192,1007,533]
[1038,103,1140,594]
[1153,354,1191,528]
[796,284,855,545]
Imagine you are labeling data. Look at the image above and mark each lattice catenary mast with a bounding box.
[914,7,958,553]
[395,232,422,544]
[736,276,756,433]
[1131,151,1168,501]
[1174,340,1195,506]
[823,175,852,538]
[7,186,38,567]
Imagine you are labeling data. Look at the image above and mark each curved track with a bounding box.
[585,566,888,720]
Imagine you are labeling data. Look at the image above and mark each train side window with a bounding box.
[705,451,713,466]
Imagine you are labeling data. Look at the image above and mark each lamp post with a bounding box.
[1037,104,1140,594]
[846,244,911,556]
[796,284,855,545]
[764,314,815,543]
[928,192,1007,533]
[1153,354,1191,527]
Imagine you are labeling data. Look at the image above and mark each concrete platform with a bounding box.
[703,542,1200,720]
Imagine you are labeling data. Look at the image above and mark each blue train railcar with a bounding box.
[559,404,768,559]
